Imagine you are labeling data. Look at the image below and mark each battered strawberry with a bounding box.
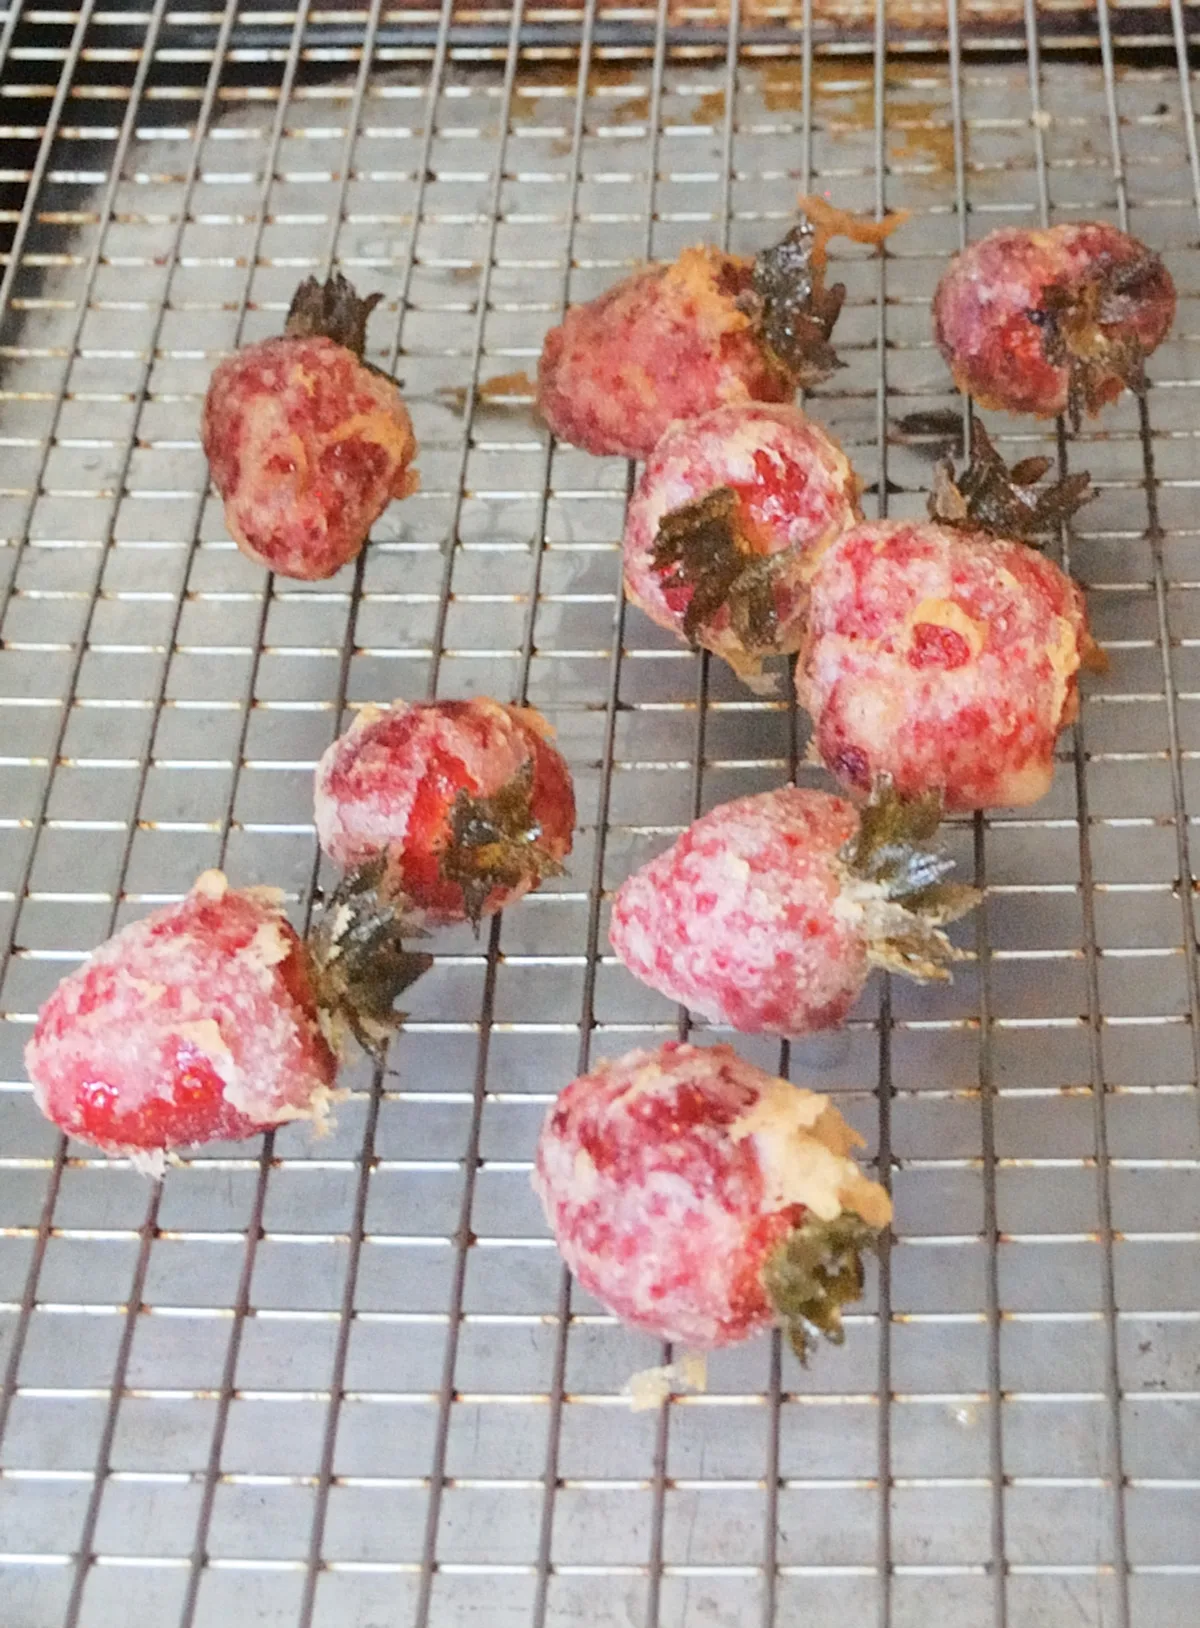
[25,872,336,1161]
[610,785,977,1037]
[933,222,1174,424]
[25,868,430,1163]
[622,403,860,681]
[798,518,1092,811]
[202,274,418,580]
[537,248,791,460]
[313,697,575,928]
[538,198,906,459]
[533,1041,892,1354]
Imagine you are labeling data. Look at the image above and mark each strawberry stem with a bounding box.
[838,779,980,982]
[439,759,565,931]
[284,273,383,360]
[306,856,432,1062]
[747,217,846,388]
[1034,248,1163,429]
[764,1210,884,1362]
[651,487,781,652]
[928,417,1091,543]
[746,199,907,388]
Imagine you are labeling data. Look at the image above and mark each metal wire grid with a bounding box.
[0,3,1198,1626]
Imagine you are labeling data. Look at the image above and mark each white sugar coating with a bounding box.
[728,1073,893,1230]
[626,1353,708,1410]
[609,787,869,1036]
[533,1041,892,1349]
[25,875,335,1142]
[313,697,532,870]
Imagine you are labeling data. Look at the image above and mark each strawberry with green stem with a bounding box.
[25,864,430,1165]
[537,197,905,461]
[533,1040,892,1356]
[610,782,978,1038]
[202,272,419,580]
[623,401,861,684]
[314,697,576,930]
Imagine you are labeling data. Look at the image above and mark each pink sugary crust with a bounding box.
[536,248,794,460]
[313,698,576,926]
[532,1042,808,1347]
[202,334,418,580]
[609,788,868,1036]
[622,404,861,668]
[932,221,1176,417]
[24,877,337,1154]
[798,519,1090,812]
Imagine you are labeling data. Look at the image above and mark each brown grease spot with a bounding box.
[888,98,960,175]
[688,88,727,126]
[758,60,962,176]
[437,371,537,417]
[510,57,652,129]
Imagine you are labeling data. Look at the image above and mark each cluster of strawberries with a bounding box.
[26,200,1175,1363]
[530,203,1174,1358]
[27,699,576,1170]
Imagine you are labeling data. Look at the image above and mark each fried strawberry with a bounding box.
[610,785,977,1037]
[622,403,860,681]
[202,274,418,580]
[798,518,1092,811]
[533,1040,892,1354]
[538,198,906,459]
[313,697,575,929]
[933,222,1175,425]
[25,868,430,1164]
[537,247,792,461]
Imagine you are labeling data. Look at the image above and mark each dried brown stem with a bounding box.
[284,273,384,359]
[743,197,907,389]
[651,487,781,652]
[929,418,1092,543]
[440,759,565,931]
[307,856,432,1062]
[1035,249,1163,429]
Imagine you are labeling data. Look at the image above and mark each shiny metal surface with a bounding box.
[0,3,1198,1624]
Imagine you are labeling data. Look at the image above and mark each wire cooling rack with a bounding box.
[1,2,1199,1625]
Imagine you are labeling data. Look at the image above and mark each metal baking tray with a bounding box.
[1,3,1198,1625]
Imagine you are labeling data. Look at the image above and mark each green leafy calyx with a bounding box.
[651,486,782,653]
[748,218,847,388]
[1034,250,1162,429]
[837,779,980,981]
[929,418,1091,543]
[307,855,432,1062]
[764,1210,884,1362]
[440,759,565,931]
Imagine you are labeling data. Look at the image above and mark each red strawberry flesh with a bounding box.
[533,1041,891,1349]
[202,333,418,580]
[313,697,575,927]
[25,871,338,1156]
